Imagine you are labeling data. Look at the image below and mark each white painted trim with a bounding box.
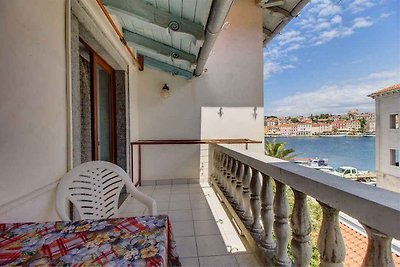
[0,181,59,215]
[76,0,135,68]
[66,0,73,171]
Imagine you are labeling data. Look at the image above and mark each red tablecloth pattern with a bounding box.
[0,215,180,266]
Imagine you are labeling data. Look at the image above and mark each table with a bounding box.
[0,215,180,266]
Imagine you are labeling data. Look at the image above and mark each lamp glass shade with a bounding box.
[160,84,170,99]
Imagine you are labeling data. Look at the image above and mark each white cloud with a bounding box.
[264,61,295,78]
[352,17,374,28]
[264,0,380,79]
[379,12,392,19]
[348,0,375,14]
[276,30,305,46]
[267,69,400,116]
[331,15,342,24]
[318,4,341,17]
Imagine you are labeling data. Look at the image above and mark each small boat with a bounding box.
[292,157,334,171]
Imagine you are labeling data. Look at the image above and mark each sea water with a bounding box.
[265,136,376,171]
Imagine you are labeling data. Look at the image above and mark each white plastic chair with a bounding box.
[56,161,157,221]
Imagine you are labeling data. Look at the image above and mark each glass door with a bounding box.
[92,53,116,163]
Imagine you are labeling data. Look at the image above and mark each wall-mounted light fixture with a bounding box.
[218,107,224,118]
[253,107,258,120]
[160,83,170,99]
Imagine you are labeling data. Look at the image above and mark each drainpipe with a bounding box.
[263,0,310,46]
[194,0,234,77]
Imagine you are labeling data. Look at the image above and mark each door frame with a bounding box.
[80,39,117,163]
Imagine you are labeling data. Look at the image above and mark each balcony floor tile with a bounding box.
[168,210,193,222]
[194,220,221,236]
[198,255,239,267]
[180,257,200,267]
[172,221,195,237]
[196,235,231,257]
[175,236,198,258]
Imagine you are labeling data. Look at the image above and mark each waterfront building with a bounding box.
[296,123,313,136]
[311,123,321,135]
[332,120,349,131]
[369,84,400,193]
[319,123,333,133]
[346,120,361,132]
[368,119,376,133]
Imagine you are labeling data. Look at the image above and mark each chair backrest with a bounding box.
[56,161,131,221]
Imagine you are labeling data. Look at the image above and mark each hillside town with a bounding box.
[265,109,376,136]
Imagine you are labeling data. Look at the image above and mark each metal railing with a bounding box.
[129,139,261,186]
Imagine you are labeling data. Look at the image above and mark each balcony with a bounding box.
[122,144,400,266]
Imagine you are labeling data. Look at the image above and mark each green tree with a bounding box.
[265,140,296,160]
[359,118,367,134]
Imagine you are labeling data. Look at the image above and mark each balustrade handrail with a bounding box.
[212,144,400,239]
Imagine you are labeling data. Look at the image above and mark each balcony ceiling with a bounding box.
[101,0,309,78]
[258,0,310,46]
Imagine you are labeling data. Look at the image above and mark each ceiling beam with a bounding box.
[142,55,193,79]
[263,27,273,37]
[102,0,204,46]
[123,29,197,65]
[258,0,286,8]
[266,6,293,20]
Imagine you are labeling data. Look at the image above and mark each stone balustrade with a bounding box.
[209,144,400,267]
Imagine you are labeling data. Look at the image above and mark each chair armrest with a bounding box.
[125,183,158,215]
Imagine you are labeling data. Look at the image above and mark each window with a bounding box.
[390,149,399,167]
[390,114,399,129]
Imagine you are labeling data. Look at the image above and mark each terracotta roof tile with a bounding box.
[368,83,400,98]
[340,223,400,266]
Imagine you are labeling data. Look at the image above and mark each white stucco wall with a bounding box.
[375,93,400,192]
[136,0,264,182]
[0,0,140,221]
[0,0,67,221]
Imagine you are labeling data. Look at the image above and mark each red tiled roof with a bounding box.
[340,223,400,266]
[368,84,400,98]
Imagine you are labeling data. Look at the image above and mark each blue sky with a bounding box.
[263,0,400,116]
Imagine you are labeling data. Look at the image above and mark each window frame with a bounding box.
[389,113,399,129]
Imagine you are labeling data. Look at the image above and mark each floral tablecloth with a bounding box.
[0,215,180,266]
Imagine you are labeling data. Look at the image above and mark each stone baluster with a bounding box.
[217,153,225,188]
[211,151,218,183]
[273,180,292,266]
[226,157,234,200]
[241,165,253,226]
[361,224,394,267]
[221,155,229,193]
[291,189,312,267]
[260,173,275,251]
[224,157,233,196]
[234,161,245,217]
[229,159,239,207]
[317,202,345,267]
[249,168,263,239]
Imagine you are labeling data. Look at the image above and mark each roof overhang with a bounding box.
[368,84,400,98]
[100,0,310,78]
[257,0,310,47]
